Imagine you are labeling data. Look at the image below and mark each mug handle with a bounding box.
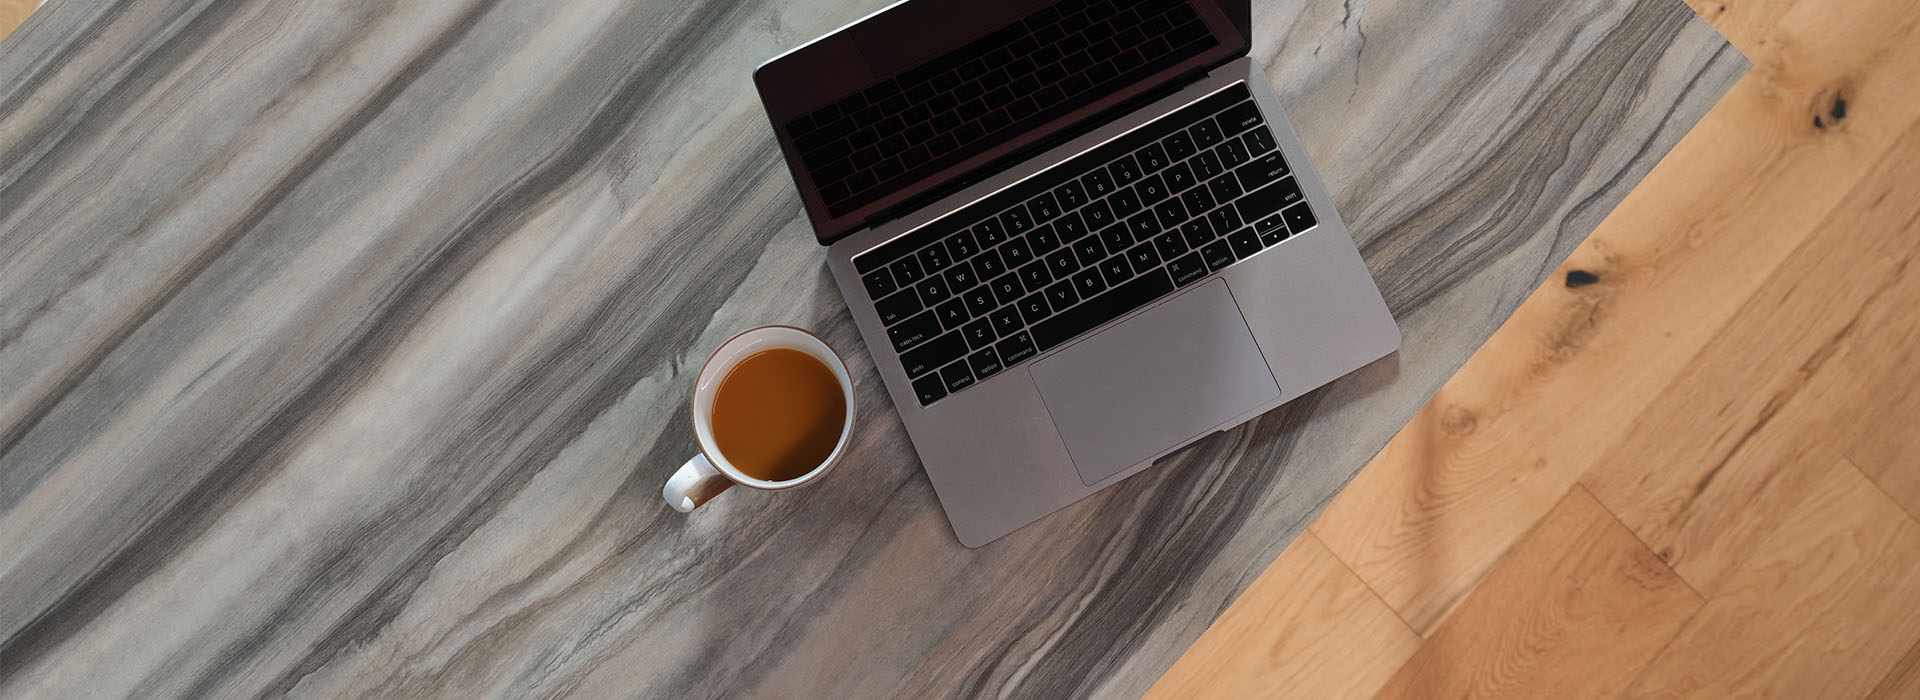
[663,453,732,512]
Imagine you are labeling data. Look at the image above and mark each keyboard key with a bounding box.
[1208,172,1243,203]
[875,289,922,325]
[1083,168,1115,197]
[989,272,1024,305]
[1200,239,1236,271]
[1227,227,1263,257]
[1071,267,1107,297]
[962,318,996,350]
[1282,201,1318,234]
[944,260,978,292]
[890,311,945,352]
[1110,186,1143,218]
[1136,174,1170,204]
[1054,210,1088,240]
[1179,216,1215,248]
[997,331,1038,365]
[917,275,952,305]
[899,327,960,378]
[890,256,924,286]
[1055,181,1088,209]
[862,268,897,298]
[1028,192,1061,222]
[1001,207,1033,235]
[1029,224,1062,253]
[1018,260,1053,292]
[1181,185,1214,216]
[1236,176,1305,224]
[1243,125,1277,155]
[1017,292,1052,325]
[1127,241,1161,270]
[1072,235,1107,267]
[946,232,979,260]
[1033,268,1174,351]
[1045,248,1078,277]
[1192,150,1223,179]
[961,284,997,317]
[919,244,952,274]
[1208,204,1242,235]
[1109,154,1141,184]
[1216,100,1263,134]
[1235,150,1291,191]
[1099,254,1134,286]
[1167,251,1207,286]
[1153,229,1189,259]
[898,314,960,362]
[934,297,969,330]
[975,219,1006,247]
[1217,138,1250,168]
[942,361,976,393]
[1000,235,1034,268]
[973,248,1006,278]
[990,305,1024,336]
[1154,197,1189,229]
[913,373,947,405]
[968,347,1004,380]
[1137,142,1170,172]
[1163,130,1195,160]
[1082,199,1114,228]
[1162,161,1194,191]
[1190,118,1223,148]
[1044,279,1079,311]
[1253,213,1286,237]
[1110,221,1145,251]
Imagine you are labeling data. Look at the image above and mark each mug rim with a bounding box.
[689,325,856,491]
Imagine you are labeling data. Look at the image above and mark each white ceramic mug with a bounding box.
[663,326,856,512]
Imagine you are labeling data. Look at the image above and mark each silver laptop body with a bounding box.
[824,57,1398,546]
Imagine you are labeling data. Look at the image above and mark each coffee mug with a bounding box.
[663,326,856,512]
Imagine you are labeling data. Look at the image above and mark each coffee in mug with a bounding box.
[664,326,856,512]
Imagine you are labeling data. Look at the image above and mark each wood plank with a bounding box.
[1579,120,1920,593]
[1621,458,1920,700]
[1368,487,1701,700]
[1684,0,1802,55]
[1143,533,1420,700]
[1311,0,1920,629]
[1865,638,1920,700]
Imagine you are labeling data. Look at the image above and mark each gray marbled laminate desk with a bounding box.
[0,0,1741,697]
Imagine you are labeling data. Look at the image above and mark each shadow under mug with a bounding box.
[663,326,857,513]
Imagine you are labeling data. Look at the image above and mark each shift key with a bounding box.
[1032,269,1174,351]
[1236,176,1304,225]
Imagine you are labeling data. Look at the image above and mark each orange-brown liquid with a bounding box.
[710,348,846,482]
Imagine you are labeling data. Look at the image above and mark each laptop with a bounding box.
[754,0,1399,546]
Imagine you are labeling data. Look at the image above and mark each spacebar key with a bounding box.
[1032,269,1174,351]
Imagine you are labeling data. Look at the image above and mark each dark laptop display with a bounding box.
[756,0,1249,242]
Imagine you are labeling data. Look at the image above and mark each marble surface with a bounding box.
[0,0,1742,697]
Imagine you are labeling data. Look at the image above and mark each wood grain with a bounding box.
[1369,487,1701,700]
[1142,533,1419,700]
[1309,0,1920,631]
[1579,117,1920,593]
[1621,457,1920,700]
[0,0,33,45]
[1866,638,1920,700]
[0,0,1742,697]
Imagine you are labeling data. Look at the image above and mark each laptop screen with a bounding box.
[756,0,1250,243]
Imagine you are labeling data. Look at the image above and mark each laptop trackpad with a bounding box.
[1030,280,1281,486]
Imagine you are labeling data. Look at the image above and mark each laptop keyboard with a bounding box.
[853,84,1321,406]
[788,0,1217,217]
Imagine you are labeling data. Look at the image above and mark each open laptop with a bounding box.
[754,0,1399,546]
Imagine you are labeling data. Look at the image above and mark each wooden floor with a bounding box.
[1149,0,1920,698]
